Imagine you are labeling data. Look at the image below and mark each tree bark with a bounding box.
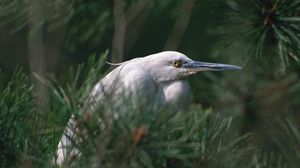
[27,0,48,110]
[164,0,197,50]
[124,0,153,54]
[46,0,68,74]
[111,0,126,63]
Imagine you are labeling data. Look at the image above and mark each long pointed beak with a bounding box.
[182,61,242,72]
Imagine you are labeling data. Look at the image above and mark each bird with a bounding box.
[55,51,241,166]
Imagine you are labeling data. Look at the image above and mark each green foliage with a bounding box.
[53,101,256,167]
[273,115,300,167]
[1,0,300,166]
[30,52,261,168]
[0,0,182,54]
[0,53,259,168]
[0,0,73,31]
[218,0,300,74]
[64,1,113,53]
[46,51,108,116]
[0,52,108,167]
[3,51,300,167]
[0,69,34,167]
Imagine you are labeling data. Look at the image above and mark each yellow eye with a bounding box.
[172,60,183,68]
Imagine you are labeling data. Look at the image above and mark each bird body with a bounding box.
[90,51,194,111]
[56,51,241,166]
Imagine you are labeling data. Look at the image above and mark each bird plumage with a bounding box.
[90,51,193,109]
[55,51,241,166]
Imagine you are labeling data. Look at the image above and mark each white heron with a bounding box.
[56,51,241,166]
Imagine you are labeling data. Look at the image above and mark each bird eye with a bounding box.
[172,60,183,68]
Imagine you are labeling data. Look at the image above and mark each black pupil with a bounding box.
[174,60,181,67]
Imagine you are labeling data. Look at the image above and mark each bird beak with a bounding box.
[182,61,242,72]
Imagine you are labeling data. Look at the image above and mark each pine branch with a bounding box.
[1,52,294,167]
[218,0,300,74]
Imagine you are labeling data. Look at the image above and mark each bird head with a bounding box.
[143,51,241,83]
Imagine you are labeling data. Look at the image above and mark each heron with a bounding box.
[56,51,241,166]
